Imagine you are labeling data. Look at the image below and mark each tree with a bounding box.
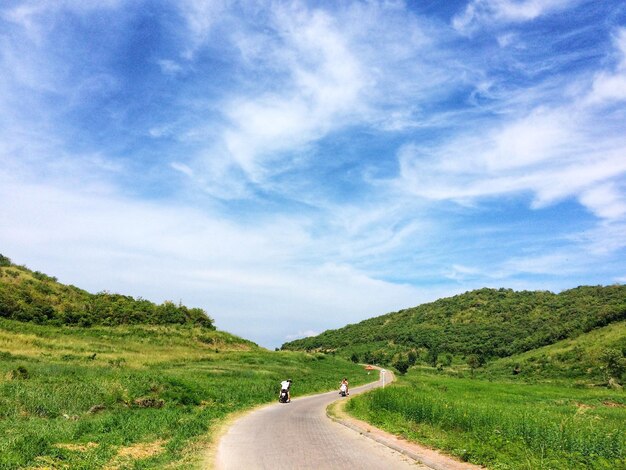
[0,254,11,267]
[600,348,626,381]
[467,354,481,376]
[426,346,439,368]
[350,353,359,363]
[393,356,410,375]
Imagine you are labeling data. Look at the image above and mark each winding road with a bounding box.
[214,370,427,469]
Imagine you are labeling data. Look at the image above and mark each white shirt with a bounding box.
[281,380,290,390]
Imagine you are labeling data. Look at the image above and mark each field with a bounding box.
[0,319,372,469]
[346,372,626,469]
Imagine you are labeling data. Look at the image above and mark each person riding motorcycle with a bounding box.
[279,379,292,403]
[339,377,349,396]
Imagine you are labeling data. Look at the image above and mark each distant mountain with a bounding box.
[282,286,626,366]
[0,254,215,329]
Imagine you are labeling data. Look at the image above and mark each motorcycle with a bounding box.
[279,389,290,403]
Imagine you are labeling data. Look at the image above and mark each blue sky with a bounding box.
[1,0,625,348]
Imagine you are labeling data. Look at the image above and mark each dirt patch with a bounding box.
[117,440,166,459]
[602,401,625,408]
[104,440,166,469]
[88,404,106,414]
[576,402,594,409]
[55,442,99,452]
[133,397,165,408]
[574,402,595,412]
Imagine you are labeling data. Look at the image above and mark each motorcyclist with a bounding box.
[279,378,292,402]
[340,377,349,395]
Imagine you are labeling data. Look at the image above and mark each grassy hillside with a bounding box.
[0,318,372,468]
[482,320,626,382]
[0,254,214,328]
[282,286,626,369]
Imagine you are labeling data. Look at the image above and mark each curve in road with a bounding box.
[214,370,427,469]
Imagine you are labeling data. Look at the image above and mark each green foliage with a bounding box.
[347,372,626,469]
[392,356,409,375]
[0,258,215,329]
[467,354,482,375]
[407,350,417,366]
[600,348,626,381]
[484,321,626,383]
[426,346,439,367]
[283,286,626,373]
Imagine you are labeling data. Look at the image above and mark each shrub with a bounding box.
[393,357,410,375]
[599,348,626,380]
[6,365,30,380]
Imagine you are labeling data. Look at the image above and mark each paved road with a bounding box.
[214,371,426,470]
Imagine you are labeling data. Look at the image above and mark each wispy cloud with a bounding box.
[453,0,577,33]
[395,29,626,222]
[168,1,458,199]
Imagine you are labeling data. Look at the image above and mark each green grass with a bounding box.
[0,319,372,469]
[346,372,626,469]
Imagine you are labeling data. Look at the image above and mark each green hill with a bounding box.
[282,286,626,367]
[0,254,214,328]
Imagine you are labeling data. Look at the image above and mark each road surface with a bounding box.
[214,371,426,469]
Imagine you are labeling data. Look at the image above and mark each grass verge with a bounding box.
[346,372,626,470]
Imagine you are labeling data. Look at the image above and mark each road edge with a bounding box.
[326,370,483,470]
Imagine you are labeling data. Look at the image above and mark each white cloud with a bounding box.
[453,0,576,33]
[220,5,366,182]
[157,59,183,75]
[579,184,626,220]
[176,0,229,59]
[587,28,626,104]
[445,264,483,281]
[171,162,194,177]
[574,221,626,256]
[396,31,626,222]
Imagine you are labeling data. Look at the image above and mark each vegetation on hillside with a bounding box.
[479,320,626,382]
[0,318,372,468]
[282,286,626,375]
[0,254,214,328]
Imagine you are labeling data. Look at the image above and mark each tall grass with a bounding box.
[347,373,626,469]
[0,319,371,468]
